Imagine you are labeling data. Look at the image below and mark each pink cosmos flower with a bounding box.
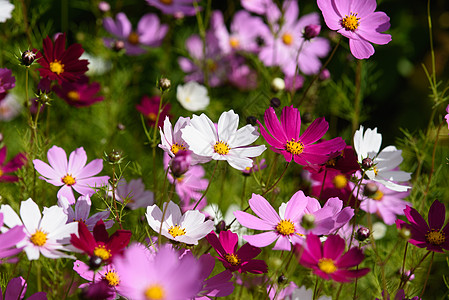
[0,146,26,182]
[0,212,25,264]
[53,76,104,107]
[359,181,411,225]
[136,95,171,128]
[310,168,354,204]
[0,68,15,101]
[240,0,273,15]
[257,106,346,167]
[114,243,202,300]
[396,200,449,253]
[234,192,308,251]
[103,13,168,55]
[295,234,370,282]
[146,0,198,16]
[206,230,268,274]
[113,178,154,210]
[0,277,46,300]
[317,0,392,59]
[33,145,109,204]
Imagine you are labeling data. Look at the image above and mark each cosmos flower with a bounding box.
[0,212,26,264]
[159,116,191,157]
[0,0,14,23]
[0,146,26,182]
[33,145,109,204]
[146,201,214,245]
[0,198,78,260]
[234,192,307,251]
[317,0,392,59]
[112,178,154,210]
[206,230,268,274]
[103,12,168,55]
[176,81,210,111]
[257,106,345,167]
[136,95,171,128]
[181,110,266,171]
[146,0,198,16]
[0,68,15,101]
[295,234,370,282]
[36,33,89,84]
[53,76,104,107]
[396,199,449,253]
[353,126,411,192]
[0,277,46,300]
[70,220,132,263]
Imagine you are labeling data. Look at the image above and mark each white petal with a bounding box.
[20,199,41,234]
[228,124,260,148]
[217,110,239,142]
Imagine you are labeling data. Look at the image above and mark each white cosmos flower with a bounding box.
[146,201,214,245]
[353,125,411,192]
[0,0,14,23]
[0,198,78,260]
[159,116,191,157]
[181,110,266,170]
[177,81,210,111]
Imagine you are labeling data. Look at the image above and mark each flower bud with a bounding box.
[361,157,373,169]
[89,255,103,270]
[271,78,285,92]
[35,90,52,106]
[270,97,281,108]
[98,1,110,12]
[319,69,330,81]
[301,214,315,230]
[170,150,191,178]
[301,112,313,124]
[158,77,171,91]
[246,115,257,126]
[303,24,321,40]
[398,227,411,240]
[215,220,226,233]
[105,150,123,164]
[363,182,378,197]
[117,123,126,131]
[355,227,370,241]
[113,40,125,52]
[277,275,287,284]
[21,50,36,66]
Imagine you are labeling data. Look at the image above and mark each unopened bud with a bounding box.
[98,1,111,12]
[319,69,330,81]
[21,50,36,66]
[246,115,257,126]
[363,182,378,197]
[302,112,313,124]
[89,255,103,270]
[361,157,373,169]
[117,123,126,131]
[215,220,226,233]
[303,24,321,40]
[170,150,191,178]
[301,214,315,230]
[35,90,52,105]
[270,97,281,108]
[271,78,285,92]
[355,227,370,242]
[113,40,125,52]
[398,227,411,240]
[277,275,287,284]
[106,150,123,164]
[158,77,171,91]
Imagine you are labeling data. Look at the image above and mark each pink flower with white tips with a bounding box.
[33,146,109,204]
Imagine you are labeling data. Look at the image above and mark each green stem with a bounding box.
[193,161,219,210]
[352,60,363,135]
[420,252,434,298]
[261,162,289,196]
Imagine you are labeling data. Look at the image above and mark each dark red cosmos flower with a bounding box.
[71,220,132,263]
[53,76,104,107]
[0,146,26,182]
[396,200,449,253]
[295,234,370,282]
[206,230,267,274]
[136,95,171,128]
[37,33,89,84]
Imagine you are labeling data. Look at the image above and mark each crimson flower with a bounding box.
[71,220,132,263]
[0,146,26,182]
[206,230,267,274]
[396,200,449,253]
[295,234,369,282]
[136,95,171,127]
[53,76,104,107]
[37,33,89,84]
[257,106,345,168]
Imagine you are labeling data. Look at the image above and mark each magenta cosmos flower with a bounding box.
[258,106,345,167]
[234,193,308,251]
[295,234,370,282]
[36,33,89,84]
[136,95,171,128]
[103,13,168,55]
[317,0,392,59]
[396,199,449,253]
[206,230,268,274]
[33,145,109,204]
[0,146,26,182]
[53,76,104,107]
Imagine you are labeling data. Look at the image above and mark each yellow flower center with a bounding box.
[159,0,172,5]
[282,33,293,45]
[168,224,186,238]
[0,169,3,177]
[373,166,379,176]
[229,37,240,49]
[425,229,445,246]
[94,245,112,260]
[341,13,360,31]
[147,112,157,122]
[62,174,76,186]
[332,174,348,189]
[50,60,65,75]
[145,284,165,300]
[67,91,80,101]
[214,141,230,155]
[30,230,47,246]
[171,143,186,155]
[128,32,140,45]
[318,258,337,274]
[285,139,304,155]
[104,270,120,286]
[224,253,241,266]
[276,219,295,236]
[371,190,384,201]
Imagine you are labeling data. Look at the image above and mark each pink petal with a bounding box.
[348,35,375,59]
[57,185,76,205]
[248,194,280,224]
[218,230,239,254]
[317,0,343,31]
[243,232,278,248]
[47,145,68,175]
[350,0,377,18]
[67,147,87,178]
[78,159,104,179]
[335,247,364,268]
[263,107,287,143]
[233,211,275,231]
[33,159,62,183]
[300,117,329,145]
[323,235,345,260]
[280,106,301,141]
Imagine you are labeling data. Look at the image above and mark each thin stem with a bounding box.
[36,260,42,292]
[420,251,434,298]
[318,168,328,201]
[313,277,320,300]
[261,162,289,197]
[19,0,32,45]
[400,242,408,285]
[299,37,341,106]
[63,270,75,300]
[352,60,363,135]
[335,283,344,300]
[399,250,431,289]
[193,160,219,210]
[18,261,33,300]
[427,0,436,88]
[111,164,123,229]
[193,0,208,87]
